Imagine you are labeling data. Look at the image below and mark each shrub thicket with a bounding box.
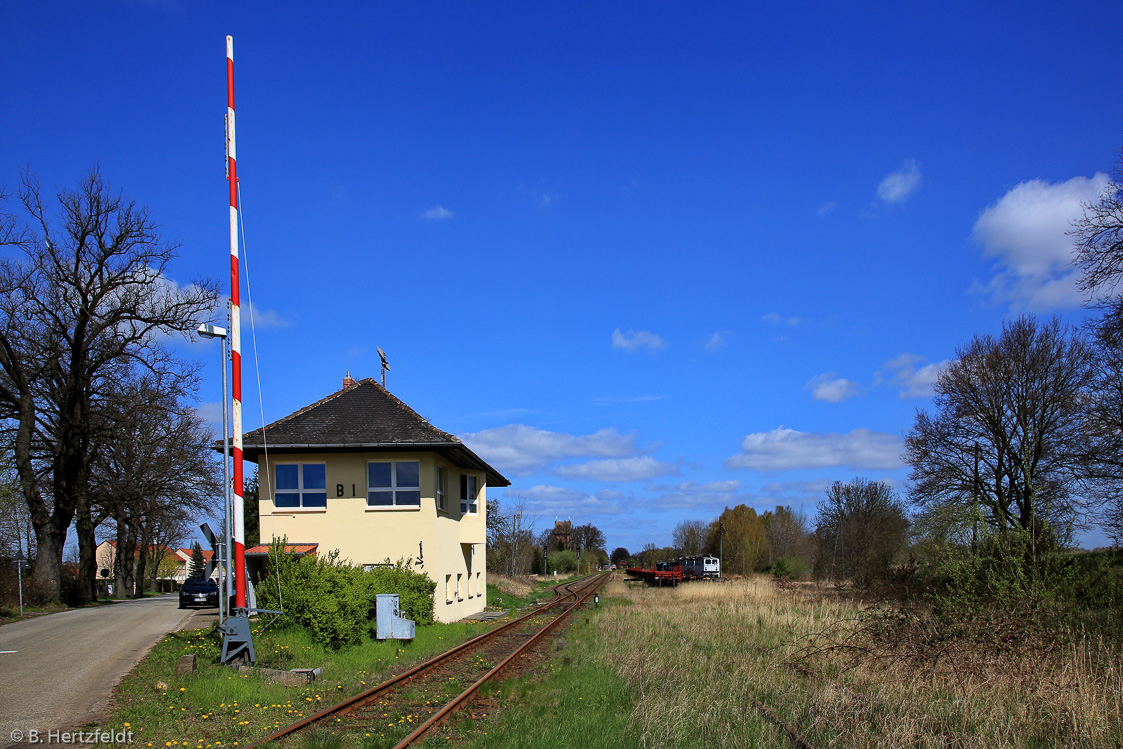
[255,543,436,648]
[547,549,578,573]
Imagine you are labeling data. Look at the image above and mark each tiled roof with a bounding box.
[175,548,214,561]
[235,378,510,486]
[244,543,318,556]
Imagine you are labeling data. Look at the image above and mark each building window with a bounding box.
[456,573,463,600]
[460,474,479,515]
[367,461,421,507]
[445,574,453,603]
[436,465,447,512]
[274,463,327,508]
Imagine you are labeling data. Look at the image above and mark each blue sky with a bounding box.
[4,1,1122,553]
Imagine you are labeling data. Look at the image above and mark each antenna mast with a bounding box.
[226,35,247,610]
[377,347,391,388]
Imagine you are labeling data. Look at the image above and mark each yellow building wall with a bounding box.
[256,451,488,623]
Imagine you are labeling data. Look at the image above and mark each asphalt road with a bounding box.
[0,595,197,746]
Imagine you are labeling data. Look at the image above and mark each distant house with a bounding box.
[95,540,192,595]
[239,376,510,623]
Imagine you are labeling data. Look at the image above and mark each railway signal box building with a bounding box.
[240,376,510,623]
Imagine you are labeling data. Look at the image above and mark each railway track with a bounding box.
[248,572,610,748]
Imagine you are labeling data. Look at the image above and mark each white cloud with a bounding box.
[211,295,288,330]
[760,479,834,495]
[612,328,666,352]
[515,485,626,516]
[593,394,665,405]
[972,173,1110,311]
[704,331,728,350]
[817,201,838,217]
[726,427,903,472]
[877,159,923,204]
[422,206,453,221]
[552,456,679,482]
[876,353,951,398]
[804,373,860,403]
[646,480,745,509]
[458,424,636,476]
[762,312,801,327]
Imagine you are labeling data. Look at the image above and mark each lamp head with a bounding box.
[198,323,228,339]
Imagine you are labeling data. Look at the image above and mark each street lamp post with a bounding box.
[198,323,232,622]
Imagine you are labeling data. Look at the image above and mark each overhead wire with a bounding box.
[237,180,283,620]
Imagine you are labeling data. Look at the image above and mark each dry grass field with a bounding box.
[588,575,1123,748]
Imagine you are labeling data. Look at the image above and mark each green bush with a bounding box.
[547,549,579,573]
[255,542,436,648]
[765,555,809,579]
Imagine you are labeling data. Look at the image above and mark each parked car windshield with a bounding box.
[181,578,217,592]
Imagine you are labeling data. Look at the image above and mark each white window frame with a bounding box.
[274,462,327,509]
[436,465,447,513]
[460,474,479,515]
[366,460,421,508]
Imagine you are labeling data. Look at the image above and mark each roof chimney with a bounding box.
[342,371,355,389]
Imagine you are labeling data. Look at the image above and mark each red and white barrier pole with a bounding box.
[226,35,247,609]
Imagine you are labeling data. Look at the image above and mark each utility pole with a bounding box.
[972,442,980,551]
[718,520,724,579]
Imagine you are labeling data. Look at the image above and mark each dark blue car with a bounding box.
[178,578,219,609]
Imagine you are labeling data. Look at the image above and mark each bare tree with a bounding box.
[763,506,811,563]
[1071,150,1123,546]
[0,454,32,559]
[1083,305,1123,545]
[0,169,217,601]
[570,523,605,555]
[816,478,908,584]
[1073,147,1123,300]
[672,519,708,556]
[486,496,538,577]
[904,316,1094,545]
[93,373,219,597]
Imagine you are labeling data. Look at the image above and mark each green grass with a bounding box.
[104,618,500,747]
[426,594,639,749]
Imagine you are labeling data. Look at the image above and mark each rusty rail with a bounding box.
[246,572,607,747]
[392,572,609,747]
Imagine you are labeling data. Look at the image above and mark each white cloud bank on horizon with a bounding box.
[878,159,923,204]
[804,373,860,403]
[725,427,903,471]
[612,328,666,352]
[459,424,636,476]
[876,353,951,398]
[972,173,1110,311]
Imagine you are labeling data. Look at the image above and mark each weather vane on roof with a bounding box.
[377,347,391,388]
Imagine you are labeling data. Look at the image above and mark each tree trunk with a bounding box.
[135,526,150,597]
[74,493,98,604]
[30,524,64,603]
